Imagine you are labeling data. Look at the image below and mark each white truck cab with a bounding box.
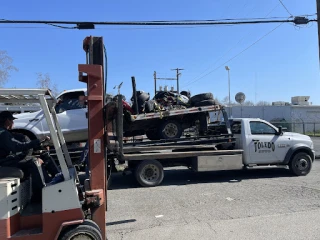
[11,88,88,144]
[230,118,314,175]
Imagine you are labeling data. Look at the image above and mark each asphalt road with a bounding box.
[106,137,320,240]
[107,160,320,240]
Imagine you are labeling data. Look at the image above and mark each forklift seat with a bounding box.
[0,166,24,179]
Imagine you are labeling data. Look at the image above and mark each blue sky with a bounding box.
[0,0,319,104]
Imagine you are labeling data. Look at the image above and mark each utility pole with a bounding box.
[153,69,183,96]
[153,71,157,96]
[317,0,320,63]
[225,66,231,117]
[171,68,184,95]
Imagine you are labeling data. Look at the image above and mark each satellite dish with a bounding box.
[235,92,246,104]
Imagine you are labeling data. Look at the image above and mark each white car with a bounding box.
[11,89,88,144]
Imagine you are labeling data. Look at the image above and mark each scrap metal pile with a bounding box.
[128,90,218,114]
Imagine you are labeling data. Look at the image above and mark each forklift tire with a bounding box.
[190,93,213,106]
[81,219,101,232]
[289,152,312,176]
[135,160,164,187]
[158,120,182,139]
[59,224,102,240]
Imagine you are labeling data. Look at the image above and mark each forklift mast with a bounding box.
[79,36,107,239]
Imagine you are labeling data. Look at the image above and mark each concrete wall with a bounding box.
[226,106,292,121]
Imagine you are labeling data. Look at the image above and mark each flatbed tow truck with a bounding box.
[106,93,314,188]
[0,36,314,240]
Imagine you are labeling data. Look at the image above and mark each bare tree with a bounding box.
[242,100,255,106]
[214,97,220,104]
[36,72,59,96]
[0,51,18,87]
[256,101,271,106]
[221,96,235,106]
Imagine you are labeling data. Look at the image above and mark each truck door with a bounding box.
[247,121,290,164]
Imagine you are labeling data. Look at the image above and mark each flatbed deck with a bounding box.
[123,149,243,160]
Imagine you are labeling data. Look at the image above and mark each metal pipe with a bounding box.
[131,76,139,114]
[117,94,124,156]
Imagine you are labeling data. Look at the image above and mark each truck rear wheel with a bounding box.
[289,152,312,176]
[158,120,182,139]
[135,160,164,187]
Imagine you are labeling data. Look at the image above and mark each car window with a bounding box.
[250,121,276,135]
[55,91,86,113]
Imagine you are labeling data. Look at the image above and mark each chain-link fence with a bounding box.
[271,121,320,136]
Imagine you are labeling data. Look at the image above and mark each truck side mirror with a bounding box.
[276,126,283,135]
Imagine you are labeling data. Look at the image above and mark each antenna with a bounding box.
[113,82,123,95]
[235,92,246,104]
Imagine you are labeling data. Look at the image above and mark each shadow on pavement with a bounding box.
[106,219,137,226]
[108,167,294,191]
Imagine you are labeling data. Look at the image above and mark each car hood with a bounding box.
[13,110,44,121]
[282,131,311,141]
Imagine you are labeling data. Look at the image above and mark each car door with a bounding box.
[37,90,88,143]
[247,121,290,164]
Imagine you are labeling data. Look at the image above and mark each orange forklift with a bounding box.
[0,36,107,240]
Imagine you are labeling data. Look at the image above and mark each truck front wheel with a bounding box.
[135,160,164,187]
[289,152,312,176]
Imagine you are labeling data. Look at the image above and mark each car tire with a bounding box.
[289,152,312,176]
[190,93,213,106]
[144,100,155,113]
[158,120,182,139]
[194,99,216,107]
[135,160,164,187]
[11,132,33,157]
[146,130,160,140]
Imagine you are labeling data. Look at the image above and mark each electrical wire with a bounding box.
[182,2,283,87]
[181,0,254,86]
[182,22,285,88]
[278,0,293,17]
[0,17,314,26]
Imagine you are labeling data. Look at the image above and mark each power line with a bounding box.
[180,0,257,85]
[182,22,285,88]
[278,0,293,17]
[0,17,315,27]
[182,3,287,87]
